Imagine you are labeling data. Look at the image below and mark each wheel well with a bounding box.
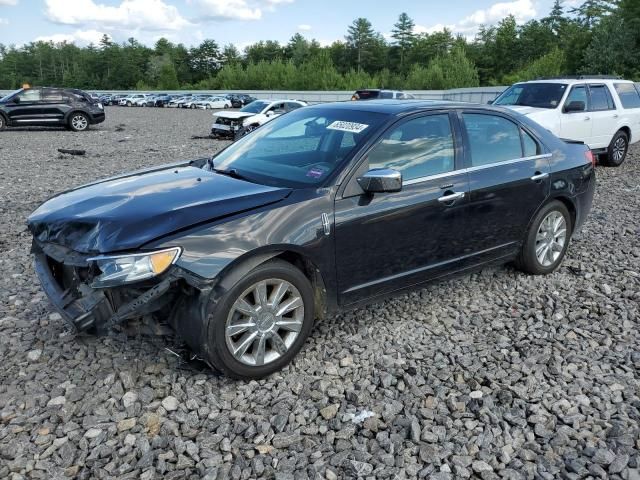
[619,126,631,142]
[553,196,577,231]
[0,111,7,124]
[275,251,328,321]
[65,110,88,122]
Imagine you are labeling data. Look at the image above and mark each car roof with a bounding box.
[516,78,634,85]
[308,99,474,115]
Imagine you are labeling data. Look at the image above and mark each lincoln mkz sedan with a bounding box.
[28,101,595,379]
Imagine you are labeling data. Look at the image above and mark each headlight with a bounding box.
[88,247,181,288]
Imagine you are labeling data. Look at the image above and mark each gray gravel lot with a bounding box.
[1,106,639,480]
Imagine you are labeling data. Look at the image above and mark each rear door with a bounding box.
[461,111,551,258]
[587,84,618,149]
[41,88,66,124]
[334,112,471,304]
[560,84,593,145]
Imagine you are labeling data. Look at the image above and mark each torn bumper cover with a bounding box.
[32,241,180,332]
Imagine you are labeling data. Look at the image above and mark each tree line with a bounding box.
[0,0,638,92]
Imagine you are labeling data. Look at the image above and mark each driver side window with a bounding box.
[16,89,42,102]
[367,114,455,182]
[564,86,588,112]
[269,103,286,114]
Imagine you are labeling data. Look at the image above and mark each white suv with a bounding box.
[493,77,640,166]
[211,99,307,139]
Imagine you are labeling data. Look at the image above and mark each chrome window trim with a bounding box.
[402,153,552,186]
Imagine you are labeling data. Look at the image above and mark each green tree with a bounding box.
[345,18,377,73]
[582,14,636,76]
[391,12,415,69]
[504,47,566,83]
[157,62,179,89]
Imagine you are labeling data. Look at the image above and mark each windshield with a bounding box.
[241,100,270,113]
[1,89,21,102]
[494,83,568,109]
[210,107,388,188]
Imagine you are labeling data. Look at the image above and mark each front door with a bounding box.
[560,85,593,146]
[334,112,470,305]
[6,88,43,124]
[460,111,551,257]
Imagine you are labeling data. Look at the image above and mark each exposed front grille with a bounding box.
[216,117,233,126]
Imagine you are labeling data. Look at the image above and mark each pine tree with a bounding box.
[391,13,415,69]
[345,18,376,73]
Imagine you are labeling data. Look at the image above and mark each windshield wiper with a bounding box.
[210,164,254,183]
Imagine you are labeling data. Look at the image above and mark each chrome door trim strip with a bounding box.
[402,153,552,186]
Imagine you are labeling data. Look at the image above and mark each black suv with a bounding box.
[0,87,106,131]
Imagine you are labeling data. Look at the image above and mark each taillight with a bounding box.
[585,149,596,166]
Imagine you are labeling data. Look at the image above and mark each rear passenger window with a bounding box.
[368,114,455,181]
[614,83,640,109]
[43,89,63,102]
[463,114,522,166]
[589,85,614,111]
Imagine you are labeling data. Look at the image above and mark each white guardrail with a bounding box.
[1,87,508,104]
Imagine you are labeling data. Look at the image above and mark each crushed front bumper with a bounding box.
[32,243,175,333]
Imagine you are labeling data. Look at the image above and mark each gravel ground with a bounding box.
[0,107,639,480]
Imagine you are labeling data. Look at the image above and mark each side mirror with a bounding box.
[487,99,494,105]
[266,110,274,117]
[357,168,402,194]
[564,100,586,113]
[12,96,20,104]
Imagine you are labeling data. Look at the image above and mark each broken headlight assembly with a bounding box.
[88,247,181,288]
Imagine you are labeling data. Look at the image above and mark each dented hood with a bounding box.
[28,165,291,254]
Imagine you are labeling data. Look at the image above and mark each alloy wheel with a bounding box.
[225,279,304,367]
[613,136,627,163]
[71,114,88,131]
[535,211,567,267]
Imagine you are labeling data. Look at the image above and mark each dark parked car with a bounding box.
[154,94,174,107]
[0,87,105,131]
[228,94,256,108]
[352,89,415,100]
[27,101,595,378]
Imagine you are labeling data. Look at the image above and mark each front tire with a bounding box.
[602,130,629,167]
[516,200,572,275]
[203,259,314,379]
[69,113,89,132]
[0,115,6,130]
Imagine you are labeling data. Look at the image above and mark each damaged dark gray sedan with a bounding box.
[28,101,595,379]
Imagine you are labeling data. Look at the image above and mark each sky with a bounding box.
[0,0,583,49]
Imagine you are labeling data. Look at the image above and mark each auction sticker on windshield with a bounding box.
[327,121,369,133]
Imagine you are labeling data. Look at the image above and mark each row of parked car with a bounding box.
[97,93,257,110]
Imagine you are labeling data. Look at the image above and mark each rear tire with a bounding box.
[602,130,629,167]
[516,200,572,275]
[0,115,6,130]
[202,259,314,379]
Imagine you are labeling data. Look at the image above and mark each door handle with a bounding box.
[531,172,549,182]
[584,116,591,121]
[613,114,619,119]
[438,191,465,203]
